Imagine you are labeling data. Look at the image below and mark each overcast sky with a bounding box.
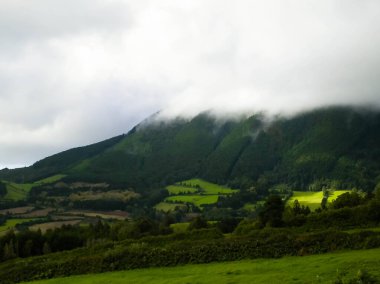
[1,0,380,168]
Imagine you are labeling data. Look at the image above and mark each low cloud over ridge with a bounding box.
[1,0,380,168]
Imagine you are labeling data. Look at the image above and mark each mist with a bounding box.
[1,0,380,168]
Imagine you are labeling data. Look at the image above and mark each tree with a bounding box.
[259,195,284,227]
[0,182,7,197]
[42,242,51,254]
[188,216,208,230]
[3,240,16,260]
[332,192,362,209]
[292,200,301,215]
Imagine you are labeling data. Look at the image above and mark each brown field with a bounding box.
[50,215,85,221]
[0,206,34,215]
[29,220,82,233]
[66,210,129,220]
[20,208,55,218]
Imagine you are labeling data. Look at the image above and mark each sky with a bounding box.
[1,0,380,168]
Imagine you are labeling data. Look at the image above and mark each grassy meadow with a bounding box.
[157,179,238,211]
[180,178,238,195]
[0,218,36,235]
[165,195,219,207]
[287,190,350,211]
[2,174,66,201]
[287,191,324,211]
[170,222,190,233]
[166,185,198,195]
[24,248,380,284]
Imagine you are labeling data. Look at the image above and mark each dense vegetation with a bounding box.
[0,135,124,183]
[0,189,379,283]
[1,107,379,198]
[25,248,380,284]
[0,106,380,283]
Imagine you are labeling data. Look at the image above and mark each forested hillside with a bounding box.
[1,106,380,194]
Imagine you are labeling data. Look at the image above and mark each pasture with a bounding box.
[161,179,238,209]
[154,202,186,212]
[166,185,198,195]
[24,248,380,284]
[4,182,34,201]
[180,178,238,195]
[2,174,66,201]
[34,174,66,185]
[170,222,190,233]
[165,195,219,207]
[0,218,36,235]
[286,191,324,211]
[287,190,351,211]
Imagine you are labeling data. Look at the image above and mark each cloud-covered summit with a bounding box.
[1,0,380,168]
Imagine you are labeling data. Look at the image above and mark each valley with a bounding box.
[0,107,380,283]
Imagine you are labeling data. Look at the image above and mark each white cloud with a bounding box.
[1,0,380,167]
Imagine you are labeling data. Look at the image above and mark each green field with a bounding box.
[25,248,380,284]
[34,174,66,185]
[154,202,186,212]
[0,218,35,234]
[4,182,34,201]
[161,179,238,209]
[2,174,66,201]
[287,190,350,211]
[180,179,238,195]
[166,185,199,195]
[170,222,190,233]
[166,195,219,207]
[286,191,324,211]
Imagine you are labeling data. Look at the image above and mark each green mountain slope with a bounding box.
[1,106,380,193]
[0,135,125,183]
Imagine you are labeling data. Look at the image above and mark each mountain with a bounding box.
[1,106,380,193]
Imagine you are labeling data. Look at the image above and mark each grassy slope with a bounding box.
[162,179,238,209]
[287,191,324,211]
[25,248,380,284]
[287,190,350,211]
[170,222,190,233]
[181,178,238,195]
[166,185,198,195]
[165,195,219,207]
[3,182,34,201]
[0,218,35,235]
[2,174,66,201]
[154,202,186,212]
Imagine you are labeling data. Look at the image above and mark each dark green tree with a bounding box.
[259,195,285,227]
[188,216,208,230]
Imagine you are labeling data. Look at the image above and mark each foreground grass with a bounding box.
[25,248,380,284]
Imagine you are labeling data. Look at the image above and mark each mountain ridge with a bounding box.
[1,105,380,193]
